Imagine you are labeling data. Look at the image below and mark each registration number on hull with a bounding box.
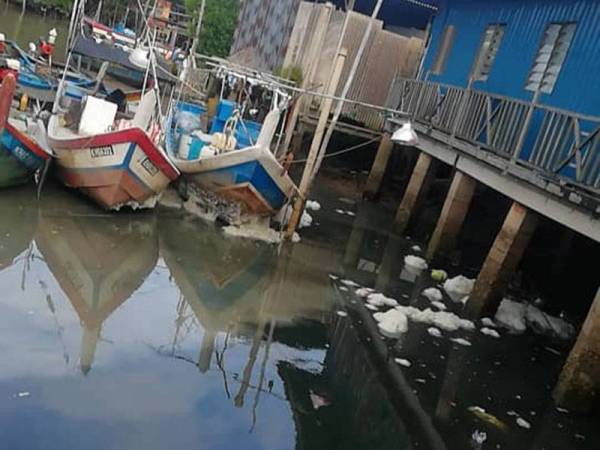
[90,146,115,158]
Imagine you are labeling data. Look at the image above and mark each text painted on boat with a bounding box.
[90,146,115,158]
[141,157,158,176]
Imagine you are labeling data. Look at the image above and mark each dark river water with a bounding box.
[0,178,597,450]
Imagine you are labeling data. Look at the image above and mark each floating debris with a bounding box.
[309,391,330,410]
[404,255,428,270]
[355,287,374,297]
[367,293,399,308]
[507,410,518,417]
[451,337,472,347]
[481,317,497,328]
[340,279,360,287]
[396,305,475,332]
[443,275,475,302]
[556,407,569,414]
[495,299,574,338]
[339,286,349,292]
[329,274,339,281]
[17,392,30,398]
[376,310,409,338]
[336,311,348,317]
[411,245,422,252]
[422,287,443,302]
[415,378,427,384]
[545,346,562,356]
[306,200,321,211]
[468,406,507,430]
[432,301,447,311]
[471,430,487,446]
[431,269,448,282]
[516,417,531,429]
[481,327,501,338]
[394,358,412,368]
[428,327,443,338]
[365,304,379,311]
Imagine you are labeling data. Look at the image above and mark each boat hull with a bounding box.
[0,121,50,188]
[48,122,179,210]
[175,147,296,216]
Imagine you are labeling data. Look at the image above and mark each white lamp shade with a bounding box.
[392,122,419,146]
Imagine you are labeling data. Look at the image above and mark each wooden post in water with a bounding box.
[285,49,347,239]
[554,287,600,412]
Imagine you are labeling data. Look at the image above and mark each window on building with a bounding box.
[526,22,577,94]
[472,24,505,82]
[432,25,455,75]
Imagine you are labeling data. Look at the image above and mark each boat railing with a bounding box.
[393,77,600,194]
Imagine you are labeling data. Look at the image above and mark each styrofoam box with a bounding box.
[78,96,118,136]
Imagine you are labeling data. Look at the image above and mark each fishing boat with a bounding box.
[47,89,180,209]
[0,74,52,188]
[167,79,297,218]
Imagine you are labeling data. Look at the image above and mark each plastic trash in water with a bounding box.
[431,269,448,282]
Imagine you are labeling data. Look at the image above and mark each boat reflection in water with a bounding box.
[36,190,158,374]
[0,185,37,271]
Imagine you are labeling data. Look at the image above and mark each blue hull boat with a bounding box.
[167,101,297,216]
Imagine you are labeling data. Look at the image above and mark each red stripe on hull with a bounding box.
[5,122,50,160]
[48,128,179,180]
[59,167,154,209]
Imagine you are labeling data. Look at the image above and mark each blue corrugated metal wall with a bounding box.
[421,0,600,117]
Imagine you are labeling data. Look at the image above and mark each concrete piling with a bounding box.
[426,171,476,260]
[394,152,436,234]
[363,132,394,200]
[554,287,600,413]
[467,202,538,317]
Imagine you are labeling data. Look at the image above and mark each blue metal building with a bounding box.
[394,0,600,195]
[421,0,600,116]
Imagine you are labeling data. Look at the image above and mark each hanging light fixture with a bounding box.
[392,121,419,146]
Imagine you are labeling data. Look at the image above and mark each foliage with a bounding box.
[275,65,304,85]
[185,0,240,58]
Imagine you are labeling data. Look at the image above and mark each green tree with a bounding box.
[185,0,240,58]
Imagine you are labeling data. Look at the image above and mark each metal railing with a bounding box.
[395,78,600,193]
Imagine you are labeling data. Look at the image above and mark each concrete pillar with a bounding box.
[363,132,394,200]
[426,171,477,260]
[467,202,538,317]
[394,152,436,234]
[554,287,600,412]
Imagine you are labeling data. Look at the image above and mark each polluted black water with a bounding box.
[0,179,598,450]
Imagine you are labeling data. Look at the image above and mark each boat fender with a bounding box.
[0,73,17,130]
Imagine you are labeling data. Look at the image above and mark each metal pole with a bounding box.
[189,0,206,58]
[312,0,385,178]
[285,49,348,239]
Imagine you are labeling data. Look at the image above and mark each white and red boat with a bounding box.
[47,90,180,209]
